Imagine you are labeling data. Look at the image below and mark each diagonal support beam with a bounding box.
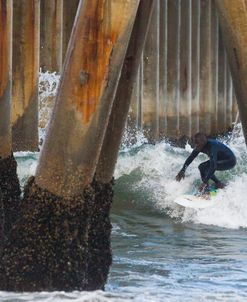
[87,0,154,290]
[96,0,155,183]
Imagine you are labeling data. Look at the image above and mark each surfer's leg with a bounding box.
[198,160,210,182]
[210,174,225,189]
[210,174,220,183]
[212,158,236,189]
[216,157,236,171]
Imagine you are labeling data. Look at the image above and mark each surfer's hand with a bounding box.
[199,183,208,193]
[176,170,185,181]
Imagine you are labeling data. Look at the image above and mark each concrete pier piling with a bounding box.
[218,28,228,133]
[179,0,192,139]
[142,0,160,142]
[0,0,246,293]
[12,0,40,151]
[166,0,180,139]
[191,0,200,135]
[40,0,63,73]
[199,0,213,134]
[0,0,140,291]
[62,0,79,62]
[36,0,139,197]
[96,0,154,185]
[216,0,247,146]
[0,0,21,236]
[128,0,237,143]
[0,0,12,160]
[159,0,168,139]
[91,0,154,288]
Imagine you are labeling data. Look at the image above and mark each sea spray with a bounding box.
[38,70,60,141]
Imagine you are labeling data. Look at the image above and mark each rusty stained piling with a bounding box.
[36,0,140,198]
[216,0,247,145]
[0,0,21,237]
[40,0,63,73]
[0,0,140,292]
[12,0,40,152]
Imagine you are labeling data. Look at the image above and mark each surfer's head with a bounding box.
[193,132,207,151]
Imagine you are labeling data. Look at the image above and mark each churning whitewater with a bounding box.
[115,125,247,230]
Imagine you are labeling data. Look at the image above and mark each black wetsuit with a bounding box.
[182,139,236,184]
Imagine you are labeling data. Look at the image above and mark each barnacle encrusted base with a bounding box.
[0,177,114,292]
[0,154,21,236]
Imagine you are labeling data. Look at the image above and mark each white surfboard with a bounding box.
[174,194,218,209]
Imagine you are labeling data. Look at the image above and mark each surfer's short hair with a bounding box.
[193,132,207,141]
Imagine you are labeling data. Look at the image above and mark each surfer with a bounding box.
[175,132,236,192]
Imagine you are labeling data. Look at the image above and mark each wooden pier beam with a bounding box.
[0,0,140,292]
[0,0,21,237]
[214,0,247,145]
[40,0,63,73]
[12,0,40,151]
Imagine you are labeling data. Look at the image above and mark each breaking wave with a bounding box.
[115,125,247,229]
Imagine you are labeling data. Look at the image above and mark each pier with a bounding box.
[0,0,246,292]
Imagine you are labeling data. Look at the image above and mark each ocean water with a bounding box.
[3,125,246,302]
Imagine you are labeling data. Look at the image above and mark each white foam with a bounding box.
[121,120,148,152]
[15,152,39,187]
[187,174,247,229]
[0,290,129,302]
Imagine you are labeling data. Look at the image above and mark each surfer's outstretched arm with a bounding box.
[176,149,199,181]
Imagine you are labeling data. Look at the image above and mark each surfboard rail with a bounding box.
[174,193,218,209]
